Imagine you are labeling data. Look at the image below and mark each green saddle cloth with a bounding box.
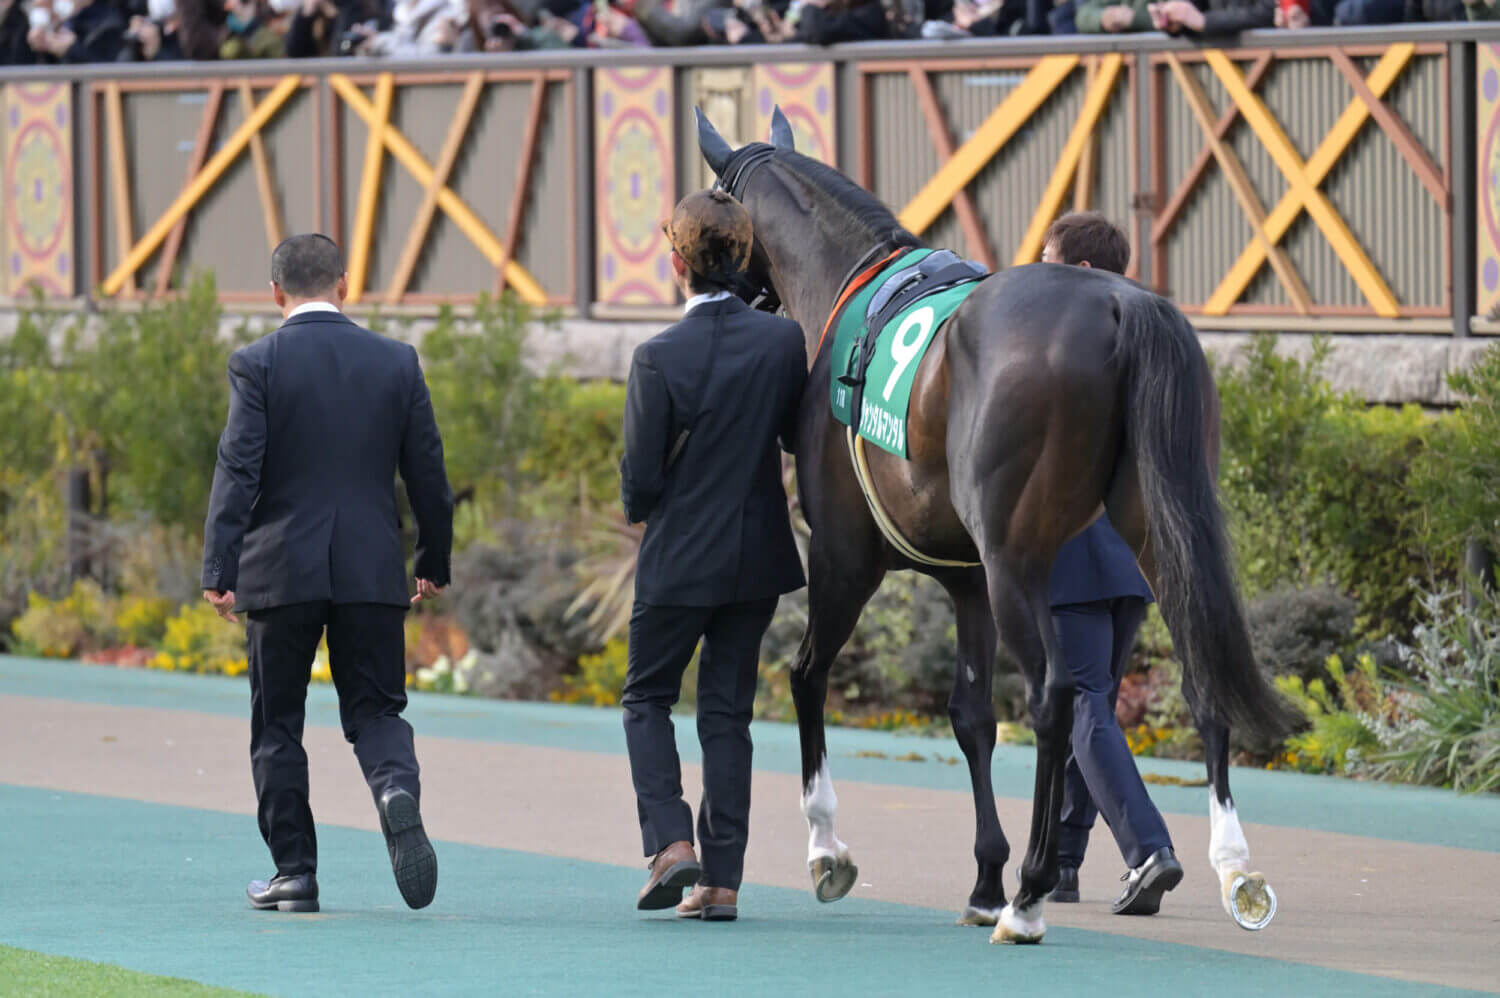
[828,248,984,458]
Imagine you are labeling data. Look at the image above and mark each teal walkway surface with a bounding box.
[4,655,1498,852]
[0,784,1488,998]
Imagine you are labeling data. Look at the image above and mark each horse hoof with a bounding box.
[956,905,1002,927]
[989,903,1045,944]
[1223,871,1277,931]
[811,854,858,903]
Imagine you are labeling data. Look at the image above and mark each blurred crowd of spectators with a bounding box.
[0,0,1490,66]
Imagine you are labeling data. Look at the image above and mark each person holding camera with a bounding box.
[27,0,126,63]
[0,0,42,63]
[118,0,182,60]
[285,0,385,56]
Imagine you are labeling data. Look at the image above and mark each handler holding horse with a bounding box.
[694,107,1290,944]
[619,189,808,922]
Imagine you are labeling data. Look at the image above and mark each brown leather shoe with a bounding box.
[676,885,738,921]
[637,841,701,911]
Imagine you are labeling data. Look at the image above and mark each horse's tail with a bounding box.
[1112,289,1294,740]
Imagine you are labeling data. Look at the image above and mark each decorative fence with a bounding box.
[1,25,1497,334]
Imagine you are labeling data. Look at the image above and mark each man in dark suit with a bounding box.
[202,233,453,914]
[620,189,807,922]
[1041,212,1182,916]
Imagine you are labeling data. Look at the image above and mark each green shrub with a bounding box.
[1273,652,1386,775]
[0,472,69,648]
[553,638,629,706]
[519,379,627,516]
[148,602,247,676]
[88,275,246,531]
[1411,342,1500,566]
[114,594,175,647]
[1367,590,1500,794]
[1247,584,1357,683]
[419,295,559,511]
[11,580,119,658]
[1215,335,1435,640]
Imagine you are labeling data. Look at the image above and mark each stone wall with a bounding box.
[512,320,1497,408]
[9,304,1495,406]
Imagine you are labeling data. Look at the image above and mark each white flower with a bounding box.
[432,655,451,675]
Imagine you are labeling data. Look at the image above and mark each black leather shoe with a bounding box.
[379,787,437,910]
[1048,866,1080,903]
[246,873,319,912]
[1112,847,1183,915]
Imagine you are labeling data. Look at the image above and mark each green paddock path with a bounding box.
[2,655,1498,997]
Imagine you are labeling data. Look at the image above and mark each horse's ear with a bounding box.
[695,106,733,177]
[769,106,795,151]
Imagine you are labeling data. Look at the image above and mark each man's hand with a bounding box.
[132,17,162,57]
[1099,4,1136,29]
[204,589,239,623]
[411,578,445,604]
[1148,0,1203,30]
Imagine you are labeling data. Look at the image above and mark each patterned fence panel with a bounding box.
[3,83,74,298]
[3,28,1486,332]
[1151,45,1450,321]
[594,66,675,309]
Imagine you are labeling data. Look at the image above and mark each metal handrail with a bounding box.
[0,21,1493,83]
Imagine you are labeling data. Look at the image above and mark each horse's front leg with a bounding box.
[1198,714,1277,930]
[791,543,885,903]
[942,574,1011,926]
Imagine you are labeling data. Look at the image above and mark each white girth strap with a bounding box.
[844,426,980,569]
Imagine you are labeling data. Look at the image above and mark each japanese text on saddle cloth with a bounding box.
[829,248,987,458]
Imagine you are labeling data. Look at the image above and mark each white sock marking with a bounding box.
[994,901,1046,941]
[1209,794,1251,880]
[802,757,850,866]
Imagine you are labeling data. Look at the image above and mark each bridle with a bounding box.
[711,144,907,338]
[711,145,782,314]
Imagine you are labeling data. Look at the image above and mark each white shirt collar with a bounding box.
[683,289,733,317]
[287,301,342,319]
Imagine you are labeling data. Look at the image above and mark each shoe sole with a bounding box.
[637,861,701,911]
[702,904,737,922]
[1048,888,1080,904]
[247,895,320,913]
[383,791,438,910]
[1113,863,1183,916]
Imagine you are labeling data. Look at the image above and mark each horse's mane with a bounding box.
[751,147,926,255]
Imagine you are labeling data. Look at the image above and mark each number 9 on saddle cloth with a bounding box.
[832,248,987,458]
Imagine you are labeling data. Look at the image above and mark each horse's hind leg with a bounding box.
[941,573,1012,927]
[1195,708,1278,930]
[1109,455,1276,930]
[975,551,1071,945]
[792,541,885,903]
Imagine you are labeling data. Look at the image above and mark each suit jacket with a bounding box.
[1048,514,1154,609]
[201,310,453,613]
[621,296,808,607]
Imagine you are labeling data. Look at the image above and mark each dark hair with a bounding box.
[270,233,345,297]
[1043,211,1130,275]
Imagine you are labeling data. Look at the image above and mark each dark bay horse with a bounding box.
[695,108,1293,943]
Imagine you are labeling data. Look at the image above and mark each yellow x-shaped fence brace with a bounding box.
[1198,47,1410,317]
[329,74,546,306]
[102,76,302,298]
[895,55,1123,267]
[100,73,547,306]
